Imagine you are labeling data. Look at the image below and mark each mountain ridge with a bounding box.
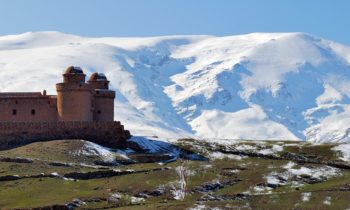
[1,31,350,142]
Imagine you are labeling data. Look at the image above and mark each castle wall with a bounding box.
[0,96,57,122]
[94,97,114,121]
[0,121,130,150]
[93,90,115,122]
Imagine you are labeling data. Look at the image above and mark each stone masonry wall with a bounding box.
[0,121,131,150]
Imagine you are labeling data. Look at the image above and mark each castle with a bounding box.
[0,66,130,149]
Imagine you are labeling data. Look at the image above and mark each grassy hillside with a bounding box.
[0,139,349,209]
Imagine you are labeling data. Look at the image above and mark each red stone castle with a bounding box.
[0,66,130,149]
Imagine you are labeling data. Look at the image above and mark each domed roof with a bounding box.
[64,66,84,74]
[89,72,108,81]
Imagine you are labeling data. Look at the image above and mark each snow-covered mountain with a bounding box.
[1,31,350,143]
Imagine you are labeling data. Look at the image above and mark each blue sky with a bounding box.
[0,0,349,44]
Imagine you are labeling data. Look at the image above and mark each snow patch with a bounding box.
[83,141,116,162]
[187,205,206,210]
[50,172,59,177]
[235,144,257,151]
[258,144,284,155]
[301,192,311,202]
[266,165,341,187]
[71,141,116,162]
[209,152,244,160]
[283,161,296,169]
[130,196,145,204]
[323,196,332,205]
[71,140,131,163]
[251,185,273,194]
[332,144,350,162]
[288,166,339,179]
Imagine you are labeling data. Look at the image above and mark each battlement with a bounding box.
[0,92,45,98]
[56,83,92,92]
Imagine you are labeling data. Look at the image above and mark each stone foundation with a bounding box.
[0,121,131,150]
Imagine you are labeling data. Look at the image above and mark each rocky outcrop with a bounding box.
[64,167,169,180]
[0,156,33,163]
[128,153,175,163]
[198,193,250,202]
[0,167,171,182]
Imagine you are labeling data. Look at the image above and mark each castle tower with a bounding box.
[88,73,115,122]
[56,66,93,121]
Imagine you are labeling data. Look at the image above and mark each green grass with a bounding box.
[0,140,96,164]
[0,161,101,177]
[281,143,340,161]
[0,139,349,209]
[0,167,177,209]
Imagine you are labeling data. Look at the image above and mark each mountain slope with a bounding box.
[1,31,350,142]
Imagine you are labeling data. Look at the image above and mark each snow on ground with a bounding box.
[130,196,145,204]
[82,141,117,162]
[1,31,350,142]
[128,136,177,154]
[187,205,207,210]
[234,142,283,155]
[209,152,244,160]
[258,144,284,155]
[128,136,207,161]
[266,164,341,187]
[265,175,281,186]
[235,144,258,151]
[71,140,131,163]
[250,185,273,194]
[210,140,284,155]
[301,192,312,202]
[288,166,340,179]
[283,161,296,169]
[332,144,350,162]
[323,196,332,205]
[50,172,59,177]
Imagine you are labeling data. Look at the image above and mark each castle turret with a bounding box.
[63,66,86,83]
[88,73,115,122]
[56,66,93,121]
[88,73,109,89]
